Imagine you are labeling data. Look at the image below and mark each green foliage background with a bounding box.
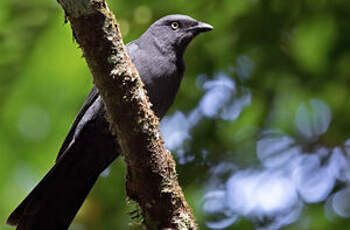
[1,0,350,229]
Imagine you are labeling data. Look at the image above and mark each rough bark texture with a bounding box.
[57,0,197,229]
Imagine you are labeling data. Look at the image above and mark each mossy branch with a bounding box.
[56,0,197,229]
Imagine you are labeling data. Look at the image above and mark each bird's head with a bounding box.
[143,14,213,56]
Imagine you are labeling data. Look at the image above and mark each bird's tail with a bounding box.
[7,145,118,230]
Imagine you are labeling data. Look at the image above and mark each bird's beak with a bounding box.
[194,21,214,33]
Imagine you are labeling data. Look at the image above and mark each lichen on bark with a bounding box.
[57,0,197,229]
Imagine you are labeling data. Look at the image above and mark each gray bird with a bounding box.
[7,14,212,230]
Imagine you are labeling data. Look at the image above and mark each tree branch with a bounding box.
[57,0,197,229]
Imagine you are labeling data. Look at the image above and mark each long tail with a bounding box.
[7,142,118,230]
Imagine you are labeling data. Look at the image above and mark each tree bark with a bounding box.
[56,0,197,229]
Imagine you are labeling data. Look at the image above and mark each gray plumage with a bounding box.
[7,14,212,230]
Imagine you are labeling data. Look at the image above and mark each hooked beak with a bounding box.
[193,21,214,33]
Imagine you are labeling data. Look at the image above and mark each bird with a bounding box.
[7,14,213,230]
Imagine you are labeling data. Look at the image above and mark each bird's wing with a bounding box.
[55,41,140,161]
[56,86,99,161]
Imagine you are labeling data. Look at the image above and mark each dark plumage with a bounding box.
[7,14,212,230]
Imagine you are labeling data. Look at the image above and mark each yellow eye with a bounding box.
[171,21,180,30]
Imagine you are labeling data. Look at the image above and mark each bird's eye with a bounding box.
[171,21,180,30]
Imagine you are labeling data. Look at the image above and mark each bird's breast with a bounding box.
[127,42,184,119]
[143,60,183,118]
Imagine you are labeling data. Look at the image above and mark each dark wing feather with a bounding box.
[56,86,99,160]
[56,40,138,161]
